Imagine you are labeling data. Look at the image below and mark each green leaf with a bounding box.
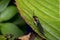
[0,35,6,40]
[0,6,18,22]
[0,0,10,12]
[15,0,60,40]
[1,23,23,39]
[13,14,26,26]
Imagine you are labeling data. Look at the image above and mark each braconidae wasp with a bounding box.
[32,11,46,40]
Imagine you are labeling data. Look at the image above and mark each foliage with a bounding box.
[0,0,59,40]
[15,0,60,40]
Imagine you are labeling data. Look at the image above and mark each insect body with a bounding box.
[33,12,46,40]
[33,13,44,34]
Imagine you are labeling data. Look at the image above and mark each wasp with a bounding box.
[33,12,46,40]
[33,12,44,34]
